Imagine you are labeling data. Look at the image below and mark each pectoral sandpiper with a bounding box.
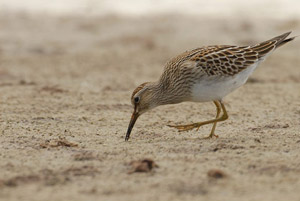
[125,32,295,141]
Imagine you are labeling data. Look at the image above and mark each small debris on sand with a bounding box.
[40,137,78,148]
[40,86,67,94]
[207,169,227,179]
[128,159,159,174]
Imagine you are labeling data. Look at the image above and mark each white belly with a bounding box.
[190,64,258,102]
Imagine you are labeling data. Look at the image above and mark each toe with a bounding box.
[168,124,195,132]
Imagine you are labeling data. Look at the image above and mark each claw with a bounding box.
[196,125,203,131]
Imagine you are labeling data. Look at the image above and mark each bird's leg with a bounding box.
[203,101,221,138]
[168,101,228,134]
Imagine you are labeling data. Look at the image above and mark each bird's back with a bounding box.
[158,32,295,102]
[164,32,294,77]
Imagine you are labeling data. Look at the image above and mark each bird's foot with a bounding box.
[202,133,219,139]
[168,123,202,132]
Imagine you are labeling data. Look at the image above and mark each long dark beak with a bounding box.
[125,112,139,141]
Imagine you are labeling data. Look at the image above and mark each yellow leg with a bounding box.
[168,101,228,136]
[205,101,221,138]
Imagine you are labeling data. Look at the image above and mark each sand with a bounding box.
[0,12,300,201]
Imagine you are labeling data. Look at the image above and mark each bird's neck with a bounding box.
[148,81,185,106]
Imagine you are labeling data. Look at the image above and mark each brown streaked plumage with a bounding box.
[125,32,296,141]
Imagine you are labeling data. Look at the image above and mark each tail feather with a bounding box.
[276,36,296,48]
[251,32,296,58]
[266,31,295,48]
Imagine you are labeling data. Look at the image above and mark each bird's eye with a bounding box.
[134,96,140,103]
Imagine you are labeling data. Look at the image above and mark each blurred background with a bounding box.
[1,0,300,18]
[0,0,299,91]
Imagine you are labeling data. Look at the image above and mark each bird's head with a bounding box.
[125,82,159,141]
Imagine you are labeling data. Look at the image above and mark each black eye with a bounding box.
[134,96,140,103]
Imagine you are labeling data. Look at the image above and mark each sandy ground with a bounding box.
[0,12,300,201]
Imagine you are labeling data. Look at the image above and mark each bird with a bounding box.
[125,32,296,141]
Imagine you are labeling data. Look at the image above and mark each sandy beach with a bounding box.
[0,3,300,200]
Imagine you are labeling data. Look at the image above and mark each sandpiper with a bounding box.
[125,32,295,141]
